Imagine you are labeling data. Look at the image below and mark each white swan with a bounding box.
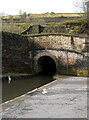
[42,89,47,94]
[8,76,11,84]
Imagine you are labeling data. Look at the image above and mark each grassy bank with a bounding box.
[2,13,81,19]
[2,13,84,34]
[2,20,86,35]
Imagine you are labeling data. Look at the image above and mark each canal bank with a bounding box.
[2,73,34,80]
[2,74,54,103]
[0,75,87,118]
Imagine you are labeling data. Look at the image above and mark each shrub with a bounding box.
[50,12,55,15]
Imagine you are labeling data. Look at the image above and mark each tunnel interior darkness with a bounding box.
[37,56,56,75]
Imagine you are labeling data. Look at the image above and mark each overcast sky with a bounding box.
[0,0,84,15]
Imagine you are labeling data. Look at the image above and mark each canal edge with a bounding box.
[1,75,64,112]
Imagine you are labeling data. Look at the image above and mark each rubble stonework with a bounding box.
[2,32,87,75]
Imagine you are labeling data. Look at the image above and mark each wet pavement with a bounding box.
[0,75,88,118]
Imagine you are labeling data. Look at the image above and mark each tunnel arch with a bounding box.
[37,56,56,75]
[34,50,59,75]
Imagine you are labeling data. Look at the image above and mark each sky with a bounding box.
[0,0,84,15]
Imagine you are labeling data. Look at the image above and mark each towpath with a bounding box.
[0,76,88,118]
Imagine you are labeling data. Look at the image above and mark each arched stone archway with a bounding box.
[37,56,56,75]
[34,50,59,75]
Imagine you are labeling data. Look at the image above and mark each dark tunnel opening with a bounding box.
[37,56,56,75]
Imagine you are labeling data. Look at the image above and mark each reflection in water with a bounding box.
[2,75,53,103]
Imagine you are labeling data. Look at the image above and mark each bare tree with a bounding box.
[19,10,27,22]
[73,0,87,13]
[0,12,7,17]
[86,1,89,21]
[73,0,89,21]
[19,10,23,16]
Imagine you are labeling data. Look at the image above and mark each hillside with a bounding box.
[2,13,81,19]
[2,13,87,35]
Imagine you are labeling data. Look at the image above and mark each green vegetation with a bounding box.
[3,73,29,76]
[77,68,89,77]
[61,18,87,34]
[63,19,86,26]
[2,13,87,35]
[2,23,35,34]
[59,68,77,76]
[2,13,81,19]
[23,32,85,38]
[59,67,89,77]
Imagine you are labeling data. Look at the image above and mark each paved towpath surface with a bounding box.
[0,76,88,118]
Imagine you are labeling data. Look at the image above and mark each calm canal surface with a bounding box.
[2,75,54,103]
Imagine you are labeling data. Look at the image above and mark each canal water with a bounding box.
[2,75,54,103]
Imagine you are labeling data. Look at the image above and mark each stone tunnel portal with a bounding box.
[37,56,56,75]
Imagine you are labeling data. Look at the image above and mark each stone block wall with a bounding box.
[27,35,85,52]
[27,34,87,75]
[2,32,30,73]
[2,32,87,75]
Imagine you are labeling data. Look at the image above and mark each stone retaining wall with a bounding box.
[2,32,30,73]
[2,32,87,74]
[27,35,85,52]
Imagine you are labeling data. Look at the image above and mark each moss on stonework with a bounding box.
[59,68,77,76]
[59,67,89,77]
[77,68,89,77]
[23,33,86,38]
